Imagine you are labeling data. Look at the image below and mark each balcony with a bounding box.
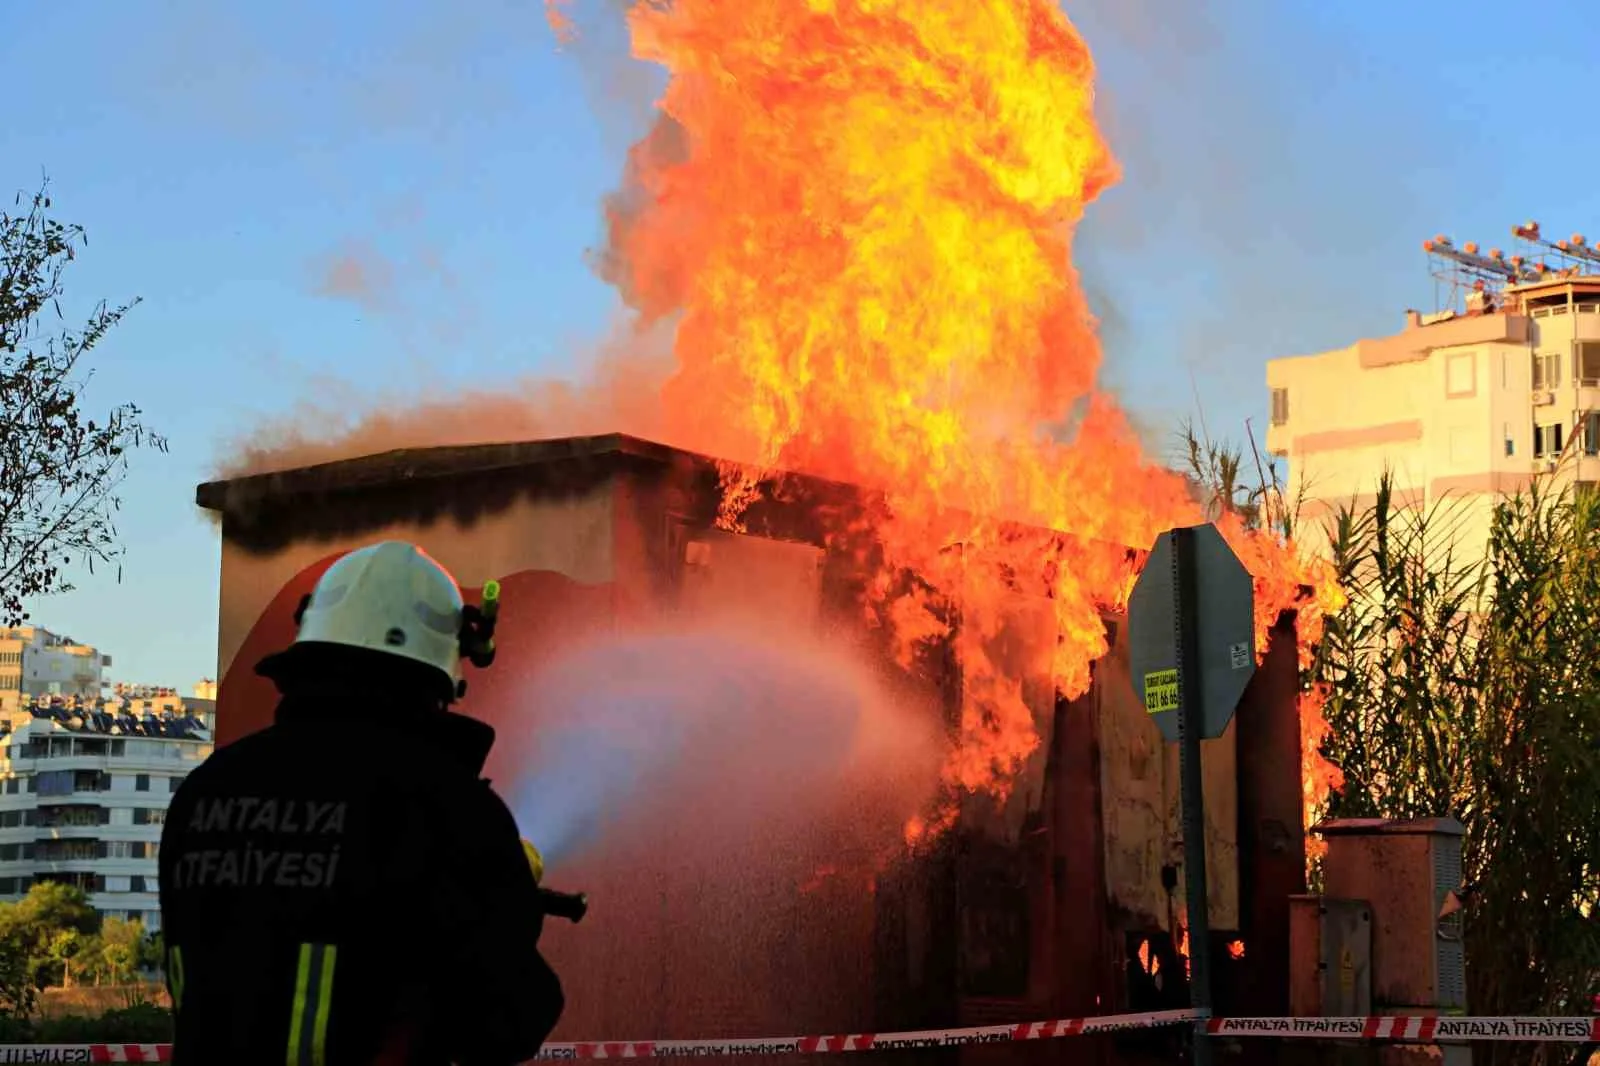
[32,805,109,831]
[34,841,103,864]
[35,769,110,799]
[14,837,157,862]
[35,871,103,894]
[1358,311,1531,368]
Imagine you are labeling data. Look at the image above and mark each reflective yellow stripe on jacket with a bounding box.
[167,945,185,1012]
[287,943,338,1066]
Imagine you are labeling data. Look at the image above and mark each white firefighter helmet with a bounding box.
[293,541,465,688]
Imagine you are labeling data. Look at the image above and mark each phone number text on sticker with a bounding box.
[1143,669,1178,714]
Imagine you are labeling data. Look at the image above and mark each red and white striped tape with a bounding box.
[1209,1016,1600,1044]
[0,1011,1198,1063]
[536,1008,1198,1059]
[8,1009,1600,1061]
[0,1047,168,1063]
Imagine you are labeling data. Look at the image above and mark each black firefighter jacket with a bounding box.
[158,697,565,1065]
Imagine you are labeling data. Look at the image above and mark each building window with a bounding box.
[0,879,16,895]
[1586,413,1600,457]
[1579,343,1600,386]
[36,770,74,797]
[4,779,16,795]
[1535,423,1567,458]
[134,774,149,792]
[129,875,146,893]
[1446,352,1476,397]
[1270,388,1289,426]
[132,808,166,826]
[1533,351,1562,390]
[169,777,180,793]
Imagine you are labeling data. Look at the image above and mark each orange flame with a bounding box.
[582,1,1341,843]
[1226,939,1245,960]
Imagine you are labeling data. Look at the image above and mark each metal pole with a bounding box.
[1171,527,1214,1066]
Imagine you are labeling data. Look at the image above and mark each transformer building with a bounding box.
[197,433,1312,1066]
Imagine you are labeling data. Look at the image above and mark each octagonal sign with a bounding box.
[1126,523,1256,742]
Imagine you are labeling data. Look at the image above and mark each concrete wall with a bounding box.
[214,482,618,723]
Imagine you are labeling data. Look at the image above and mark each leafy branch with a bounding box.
[0,178,165,625]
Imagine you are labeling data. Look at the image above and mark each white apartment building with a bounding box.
[1266,272,1600,557]
[0,703,213,931]
[0,627,112,719]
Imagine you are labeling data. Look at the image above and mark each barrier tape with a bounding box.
[0,1010,1199,1063]
[536,1008,1198,1059]
[6,1009,1599,1062]
[1209,1016,1600,1044]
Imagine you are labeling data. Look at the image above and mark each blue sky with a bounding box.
[4,0,1599,685]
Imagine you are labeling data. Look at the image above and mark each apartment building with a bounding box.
[0,627,112,719]
[1267,246,1600,557]
[0,699,213,930]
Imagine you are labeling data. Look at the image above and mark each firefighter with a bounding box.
[158,541,564,1065]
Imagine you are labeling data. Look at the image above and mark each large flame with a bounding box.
[565,0,1342,843]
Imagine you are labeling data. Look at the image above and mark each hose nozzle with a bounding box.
[461,580,502,669]
[537,887,589,924]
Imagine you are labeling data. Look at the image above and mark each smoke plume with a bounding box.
[213,317,676,479]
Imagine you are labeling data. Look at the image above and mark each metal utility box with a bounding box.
[1317,818,1466,1012]
[1288,895,1372,1017]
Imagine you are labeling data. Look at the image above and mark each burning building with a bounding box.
[196,431,1311,1065]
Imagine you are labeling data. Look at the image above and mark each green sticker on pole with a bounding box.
[1127,523,1257,743]
[1143,669,1179,714]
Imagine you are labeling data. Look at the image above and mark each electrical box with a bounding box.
[1317,818,1466,1012]
[1288,895,1373,1017]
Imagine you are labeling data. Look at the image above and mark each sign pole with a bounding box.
[1129,520,1254,1064]
[1172,527,1215,1066]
